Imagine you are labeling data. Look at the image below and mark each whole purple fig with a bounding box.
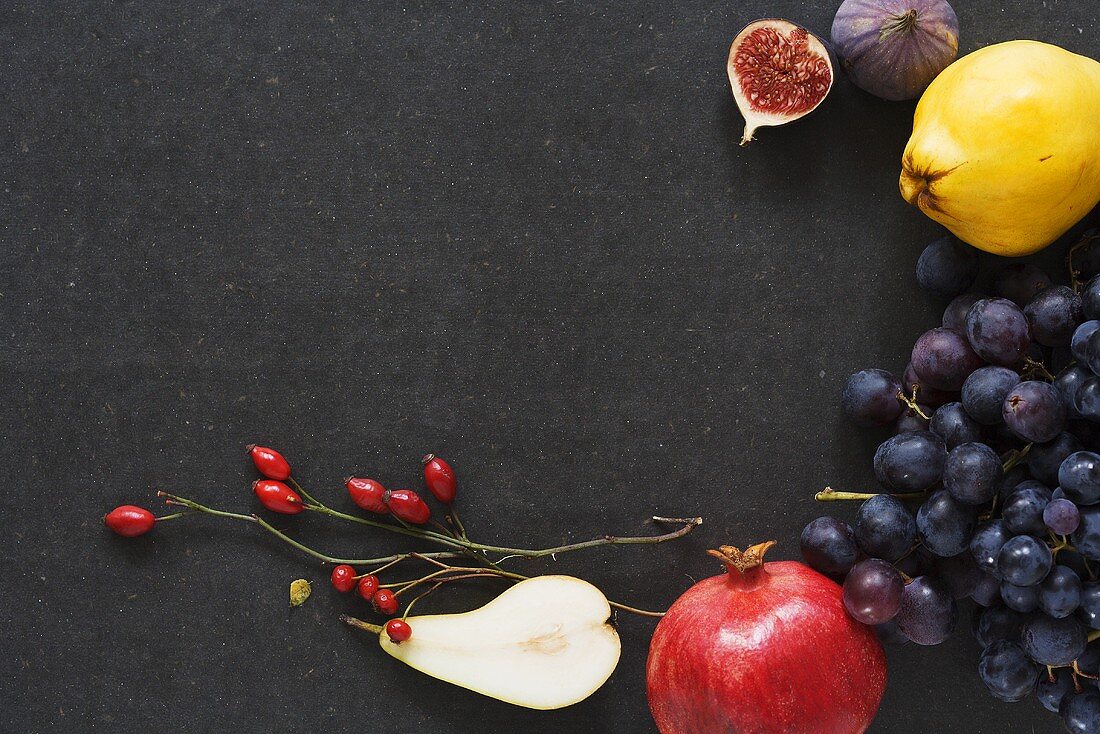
[831,0,959,101]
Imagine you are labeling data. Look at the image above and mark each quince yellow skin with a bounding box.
[900,40,1100,256]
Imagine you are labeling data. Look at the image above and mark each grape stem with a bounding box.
[1067,230,1100,293]
[895,387,930,420]
[1021,357,1056,383]
[815,487,928,502]
[1001,443,1033,473]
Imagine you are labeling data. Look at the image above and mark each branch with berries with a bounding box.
[105,445,704,641]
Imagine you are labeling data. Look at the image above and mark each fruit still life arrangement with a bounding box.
[106,1,1100,732]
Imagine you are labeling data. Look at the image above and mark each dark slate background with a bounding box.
[3,1,1098,732]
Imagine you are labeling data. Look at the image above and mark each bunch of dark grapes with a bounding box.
[807,231,1100,733]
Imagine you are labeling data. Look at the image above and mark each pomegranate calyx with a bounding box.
[707,540,777,574]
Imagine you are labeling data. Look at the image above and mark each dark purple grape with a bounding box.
[943,293,985,332]
[841,369,904,427]
[943,442,1002,504]
[873,431,947,492]
[1087,329,1100,375]
[1070,506,1100,558]
[1083,275,1100,321]
[1044,498,1082,535]
[895,405,931,433]
[896,575,958,645]
[916,236,978,296]
[1059,451,1100,505]
[1056,365,1091,420]
[916,490,977,557]
[1061,690,1100,734]
[1071,320,1100,362]
[1077,645,1100,676]
[901,361,958,407]
[1002,381,1066,443]
[894,545,935,578]
[935,551,982,599]
[800,517,859,577]
[875,619,909,645]
[1020,613,1087,665]
[1025,285,1084,347]
[1002,482,1053,536]
[997,535,1053,586]
[911,327,984,391]
[1080,581,1100,629]
[1074,376,1100,421]
[971,571,1001,606]
[929,402,984,449]
[1039,565,1082,618]
[1069,418,1100,451]
[1071,231,1100,281]
[978,640,1039,702]
[975,604,1025,648]
[965,297,1031,366]
[855,494,915,561]
[1001,581,1040,612]
[1037,668,1074,713]
[960,366,1019,425]
[842,559,904,624]
[998,464,1031,499]
[993,263,1052,306]
[1028,432,1084,486]
[971,520,1011,576]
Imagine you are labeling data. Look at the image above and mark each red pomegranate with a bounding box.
[646,542,886,734]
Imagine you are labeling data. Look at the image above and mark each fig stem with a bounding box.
[881,9,918,38]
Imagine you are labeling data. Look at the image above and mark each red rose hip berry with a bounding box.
[372,588,399,616]
[247,444,291,480]
[253,479,305,514]
[104,505,157,537]
[330,565,357,593]
[385,618,412,643]
[422,453,457,503]
[384,489,431,524]
[356,575,380,600]
[346,477,389,515]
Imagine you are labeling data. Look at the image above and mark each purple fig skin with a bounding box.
[831,0,959,101]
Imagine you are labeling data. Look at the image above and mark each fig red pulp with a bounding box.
[647,542,886,734]
[733,26,832,118]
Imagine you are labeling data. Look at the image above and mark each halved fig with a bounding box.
[727,19,834,145]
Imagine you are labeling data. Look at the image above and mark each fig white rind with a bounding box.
[727,19,834,145]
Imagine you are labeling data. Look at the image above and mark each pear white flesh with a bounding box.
[378,575,621,710]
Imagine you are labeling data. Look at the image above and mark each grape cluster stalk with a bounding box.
[811,230,1100,733]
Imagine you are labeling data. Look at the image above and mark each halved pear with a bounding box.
[376,575,621,709]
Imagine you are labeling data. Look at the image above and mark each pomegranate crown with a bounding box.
[707,540,777,573]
